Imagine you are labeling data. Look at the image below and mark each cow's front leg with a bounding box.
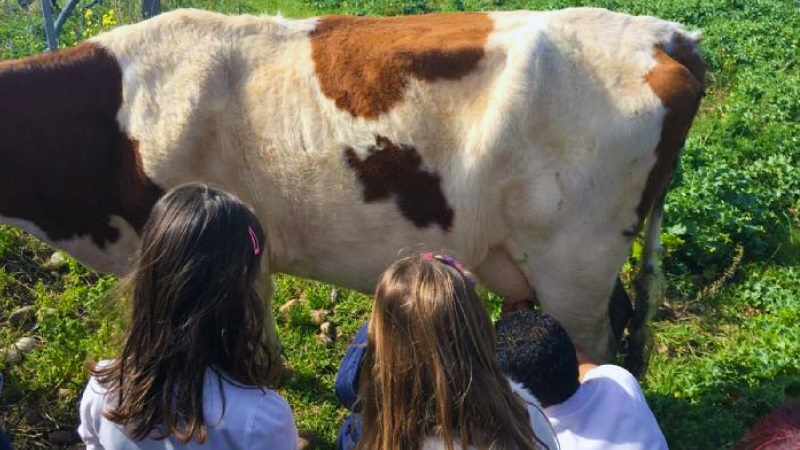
[473,245,619,363]
[256,271,283,381]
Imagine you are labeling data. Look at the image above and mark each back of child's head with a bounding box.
[357,253,545,450]
[495,310,580,408]
[737,401,800,450]
[92,182,272,443]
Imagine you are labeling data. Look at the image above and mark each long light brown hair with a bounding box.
[90,183,274,443]
[356,254,548,450]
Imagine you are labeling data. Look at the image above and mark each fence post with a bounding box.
[40,0,58,51]
[141,0,160,19]
[54,0,83,37]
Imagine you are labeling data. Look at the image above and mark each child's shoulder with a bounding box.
[213,373,292,414]
[229,383,298,447]
[83,360,115,395]
[584,364,636,381]
[583,365,644,401]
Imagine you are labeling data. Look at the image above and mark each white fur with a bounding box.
[0,214,138,274]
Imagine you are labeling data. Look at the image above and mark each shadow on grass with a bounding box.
[282,366,340,405]
[648,368,800,449]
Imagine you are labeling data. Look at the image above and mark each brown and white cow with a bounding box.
[0,8,704,370]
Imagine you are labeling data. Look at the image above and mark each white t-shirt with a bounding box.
[78,367,298,450]
[416,380,561,450]
[420,381,560,450]
[543,365,667,450]
[509,380,561,450]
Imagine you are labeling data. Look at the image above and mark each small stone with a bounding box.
[1,348,22,364]
[1,336,38,364]
[315,333,333,348]
[14,336,38,352]
[44,252,67,270]
[58,388,74,400]
[309,309,329,326]
[330,289,340,303]
[278,299,300,316]
[8,305,36,328]
[319,321,333,335]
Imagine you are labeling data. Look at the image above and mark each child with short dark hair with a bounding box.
[78,183,298,449]
[495,310,668,450]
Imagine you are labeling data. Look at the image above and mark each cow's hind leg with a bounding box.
[475,247,632,341]
[257,272,283,382]
[513,233,626,364]
[609,276,633,346]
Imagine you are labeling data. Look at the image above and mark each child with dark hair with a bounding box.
[78,183,298,449]
[495,310,667,450]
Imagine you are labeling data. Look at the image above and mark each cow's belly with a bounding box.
[0,213,139,275]
[271,200,475,293]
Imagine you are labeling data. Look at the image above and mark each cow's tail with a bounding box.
[664,29,706,90]
[625,192,667,377]
[624,29,706,377]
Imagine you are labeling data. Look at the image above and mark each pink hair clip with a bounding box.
[422,252,475,287]
[248,226,261,256]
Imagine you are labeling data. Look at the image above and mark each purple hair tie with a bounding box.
[248,226,261,256]
[422,252,476,287]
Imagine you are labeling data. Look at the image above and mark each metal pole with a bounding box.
[40,0,59,51]
[54,0,83,37]
[141,0,160,19]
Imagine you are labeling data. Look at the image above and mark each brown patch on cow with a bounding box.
[310,13,492,119]
[345,136,454,230]
[0,43,163,247]
[634,43,706,228]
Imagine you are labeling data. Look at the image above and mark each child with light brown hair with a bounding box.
[352,253,557,450]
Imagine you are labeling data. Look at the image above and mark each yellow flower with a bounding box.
[101,9,118,27]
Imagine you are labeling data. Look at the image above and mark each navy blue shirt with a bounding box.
[335,324,369,411]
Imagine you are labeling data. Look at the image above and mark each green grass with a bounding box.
[1,0,799,449]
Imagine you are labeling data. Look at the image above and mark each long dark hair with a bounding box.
[91,183,274,443]
[356,254,547,450]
